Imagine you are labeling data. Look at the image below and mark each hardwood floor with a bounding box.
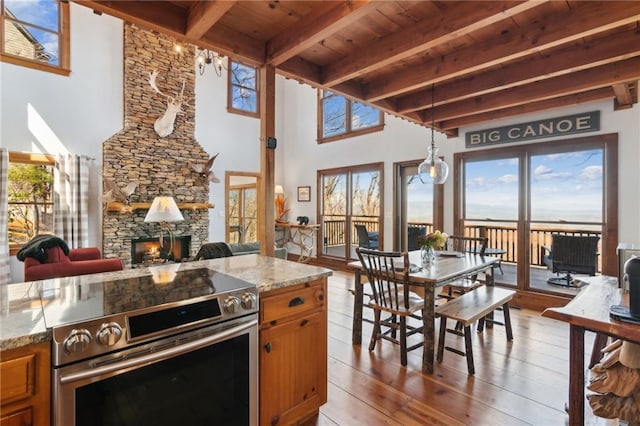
[303,270,616,426]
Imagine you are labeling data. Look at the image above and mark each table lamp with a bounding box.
[144,196,184,261]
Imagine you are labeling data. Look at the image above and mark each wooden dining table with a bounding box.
[349,250,500,374]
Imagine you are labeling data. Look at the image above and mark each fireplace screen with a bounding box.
[131,236,191,266]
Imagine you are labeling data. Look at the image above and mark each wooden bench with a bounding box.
[435,286,515,374]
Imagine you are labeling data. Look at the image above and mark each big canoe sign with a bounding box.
[465,111,600,148]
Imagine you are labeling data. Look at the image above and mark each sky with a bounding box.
[5,0,59,64]
[465,149,603,223]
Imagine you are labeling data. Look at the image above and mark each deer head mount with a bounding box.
[148,70,191,137]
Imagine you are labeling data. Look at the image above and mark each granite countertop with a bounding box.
[0,255,332,351]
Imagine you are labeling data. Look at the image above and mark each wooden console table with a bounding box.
[275,223,320,263]
[542,275,640,426]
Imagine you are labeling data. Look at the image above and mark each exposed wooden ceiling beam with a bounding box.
[185,1,237,40]
[322,1,544,87]
[74,1,187,37]
[612,82,636,110]
[439,87,614,131]
[266,1,375,66]
[428,57,640,122]
[364,1,640,102]
[198,23,265,66]
[395,27,640,114]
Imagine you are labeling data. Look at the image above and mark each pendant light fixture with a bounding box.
[418,84,449,184]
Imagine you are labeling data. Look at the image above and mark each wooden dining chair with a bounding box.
[356,247,424,366]
[441,236,488,300]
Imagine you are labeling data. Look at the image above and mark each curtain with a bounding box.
[0,149,10,284]
[55,154,90,248]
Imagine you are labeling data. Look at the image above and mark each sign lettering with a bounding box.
[465,111,600,148]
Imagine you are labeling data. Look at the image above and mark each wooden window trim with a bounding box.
[8,152,55,256]
[0,0,70,76]
[316,89,384,144]
[316,161,384,262]
[227,59,259,118]
[453,133,618,286]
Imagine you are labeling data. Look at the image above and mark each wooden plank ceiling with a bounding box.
[75,0,640,136]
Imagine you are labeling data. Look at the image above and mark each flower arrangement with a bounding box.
[417,230,448,250]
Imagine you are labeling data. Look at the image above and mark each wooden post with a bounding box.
[259,65,276,256]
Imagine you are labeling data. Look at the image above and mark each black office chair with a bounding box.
[543,234,600,287]
[355,224,378,249]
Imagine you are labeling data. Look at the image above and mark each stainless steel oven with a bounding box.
[42,265,259,426]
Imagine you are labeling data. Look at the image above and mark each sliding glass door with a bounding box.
[455,134,617,294]
[394,161,439,251]
[318,163,383,261]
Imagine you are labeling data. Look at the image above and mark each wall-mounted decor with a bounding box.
[465,111,600,148]
[297,186,311,202]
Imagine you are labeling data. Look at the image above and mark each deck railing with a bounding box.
[320,218,601,270]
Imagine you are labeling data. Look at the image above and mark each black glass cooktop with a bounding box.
[39,266,254,328]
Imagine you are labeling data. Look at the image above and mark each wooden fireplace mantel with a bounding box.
[106,202,214,213]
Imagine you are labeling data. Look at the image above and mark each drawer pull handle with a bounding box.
[289,297,305,307]
[264,342,272,353]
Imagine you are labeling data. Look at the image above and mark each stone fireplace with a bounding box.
[131,235,192,266]
[102,24,210,266]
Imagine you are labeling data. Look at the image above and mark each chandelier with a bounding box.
[418,84,449,184]
[196,48,226,77]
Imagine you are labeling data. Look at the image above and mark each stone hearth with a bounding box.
[102,24,210,266]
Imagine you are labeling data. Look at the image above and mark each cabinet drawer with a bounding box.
[261,282,325,324]
[0,354,35,406]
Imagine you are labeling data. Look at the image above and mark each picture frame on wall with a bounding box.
[297,186,311,202]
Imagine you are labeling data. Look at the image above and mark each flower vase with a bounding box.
[421,246,436,268]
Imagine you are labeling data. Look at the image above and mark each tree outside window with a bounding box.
[1,0,70,75]
[227,59,259,117]
[7,153,55,254]
[318,90,384,143]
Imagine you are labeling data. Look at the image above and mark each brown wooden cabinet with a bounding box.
[259,278,327,426]
[0,342,50,426]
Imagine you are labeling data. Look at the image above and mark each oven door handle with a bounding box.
[59,319,257,385]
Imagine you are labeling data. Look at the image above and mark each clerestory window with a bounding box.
[1,0,70,75]
[318,90,384,143]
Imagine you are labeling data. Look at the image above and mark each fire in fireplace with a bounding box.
[131,235,191,266]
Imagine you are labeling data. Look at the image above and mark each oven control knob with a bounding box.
[241,292,257,310]
[223,296,241,314]
[96,322,123,346]
[63,329,92,353]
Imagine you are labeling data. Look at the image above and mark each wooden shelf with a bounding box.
[106,202,214,213]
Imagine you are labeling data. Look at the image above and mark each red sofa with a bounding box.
[24,246,124,281]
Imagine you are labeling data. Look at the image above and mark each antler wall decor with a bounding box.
[148,70,190,137]
[190,153,220,184]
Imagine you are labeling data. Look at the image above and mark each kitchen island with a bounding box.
[0,255,332,426]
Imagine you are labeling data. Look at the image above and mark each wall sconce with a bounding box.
[144,196,184,261]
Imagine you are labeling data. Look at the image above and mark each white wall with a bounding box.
[1,4,123,282]
[2,5,638,281]
[278,78,640,255]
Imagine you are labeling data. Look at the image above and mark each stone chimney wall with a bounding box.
[102,24,210,266]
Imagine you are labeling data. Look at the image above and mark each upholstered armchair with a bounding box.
[18,235,124,281]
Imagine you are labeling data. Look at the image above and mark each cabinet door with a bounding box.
[260,310,327,426]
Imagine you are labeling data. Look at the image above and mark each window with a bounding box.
[454,133,617,295]
[227,59,259,117]
[8,152,55,255]
[318,163,383,260]
[1,0,70,75]
[318,90,384,143]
